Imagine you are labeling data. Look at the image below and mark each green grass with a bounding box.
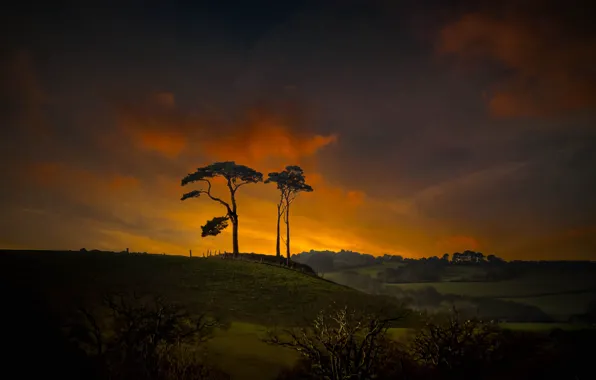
[501,292,595,320]
[385,271,595,321]
[0,250,405,326]
[500,322,589,331]
[385,271,595,299]
[0,250,408,380]
[327,262,405,279]
[440,265,485,281]
[206,322,298,380]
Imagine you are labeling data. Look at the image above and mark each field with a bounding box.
[206,322,298,380]
[2,250,594,378]
[0,250,406,380]
[385,270,596,321]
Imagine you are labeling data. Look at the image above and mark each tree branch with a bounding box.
[183,178,233,216]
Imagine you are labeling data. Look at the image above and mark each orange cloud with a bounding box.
[346,190,366,206]
[27,161,139,196]
[109,175,140,190]
[114,95,337,165]
[136,129,187,158]
[204,120,337,165]
[438,12,596,118]
[116,92,192,158]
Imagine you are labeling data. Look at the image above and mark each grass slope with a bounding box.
[0,250,408,380]
[0,250,406,325]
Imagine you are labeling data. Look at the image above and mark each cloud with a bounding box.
[2,2,595,261]
[115,94,337,167]
[201,108,338,166]
[438,9,596,118]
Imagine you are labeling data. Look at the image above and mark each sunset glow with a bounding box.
[1,1,595,260]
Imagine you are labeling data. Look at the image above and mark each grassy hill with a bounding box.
[0,250,407,324]
[0,250,408,380]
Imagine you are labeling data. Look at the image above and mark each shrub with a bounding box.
[264,303,406,380]
[65,292,228,380]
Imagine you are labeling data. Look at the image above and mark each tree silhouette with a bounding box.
[266,166,313,260]
[181,161,263,257]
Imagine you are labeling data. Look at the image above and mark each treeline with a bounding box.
[293,249,596,283]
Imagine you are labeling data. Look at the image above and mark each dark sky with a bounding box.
[1,0,595,259]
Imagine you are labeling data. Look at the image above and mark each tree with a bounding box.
[265,166,313,260]
[181,161,263,257]
[442,253,450,262]
[306,252,334,274]
[410,307,503,378]
[487,254,505,264]
[264,304,404,380]
[66,292,226,380]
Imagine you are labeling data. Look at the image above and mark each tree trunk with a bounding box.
[230,188,239,258]
[232,217,239,257]
[285,204,290,261]
[276,204,281,258]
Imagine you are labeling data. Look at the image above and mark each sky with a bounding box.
[1,0,595,260]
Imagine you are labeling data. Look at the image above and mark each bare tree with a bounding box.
[181,161,263,257]
[66,292,226,380]
[409,306,503,377]
[264,304,404,380]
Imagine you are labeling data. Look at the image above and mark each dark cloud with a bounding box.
[437,0,596,118]
[1,0,595,259]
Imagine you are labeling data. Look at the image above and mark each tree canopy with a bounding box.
[181,161,263,255]
[265,166,313,204]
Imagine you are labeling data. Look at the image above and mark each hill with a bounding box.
[0,250,406,326]
[0,249,410,380]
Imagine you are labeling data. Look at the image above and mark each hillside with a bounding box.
[0,250,406,326]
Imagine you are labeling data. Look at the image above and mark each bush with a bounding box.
[408,308,504,378]
[65,292,228,380]
[264,304,406,380]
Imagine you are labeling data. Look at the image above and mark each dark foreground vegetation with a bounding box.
[1,249,594,379]
[268,306,595,380]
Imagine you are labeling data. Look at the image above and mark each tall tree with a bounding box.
[266,166,313,260]
[181,161,263,257]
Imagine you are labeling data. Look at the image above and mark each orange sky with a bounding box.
[1,1,595,260]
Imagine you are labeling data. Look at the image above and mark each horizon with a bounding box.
[1,0,595,261]
[2,248,595,263]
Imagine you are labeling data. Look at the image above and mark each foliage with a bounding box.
[201,216,230,237]
[181,161,263,255]
[408,307,504,377]
[65,292,225,380]
[305,253,334,274]
[181,161,263,189]
[265,166,314,200]
[264,304,405,380]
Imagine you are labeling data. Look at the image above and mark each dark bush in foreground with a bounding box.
[66,292,229,380]
[264,304,407,380]
[268,304,595,380]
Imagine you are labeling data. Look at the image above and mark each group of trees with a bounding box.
[181,162,312,260]
[266,305,593,380]
[451,251,505,264]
